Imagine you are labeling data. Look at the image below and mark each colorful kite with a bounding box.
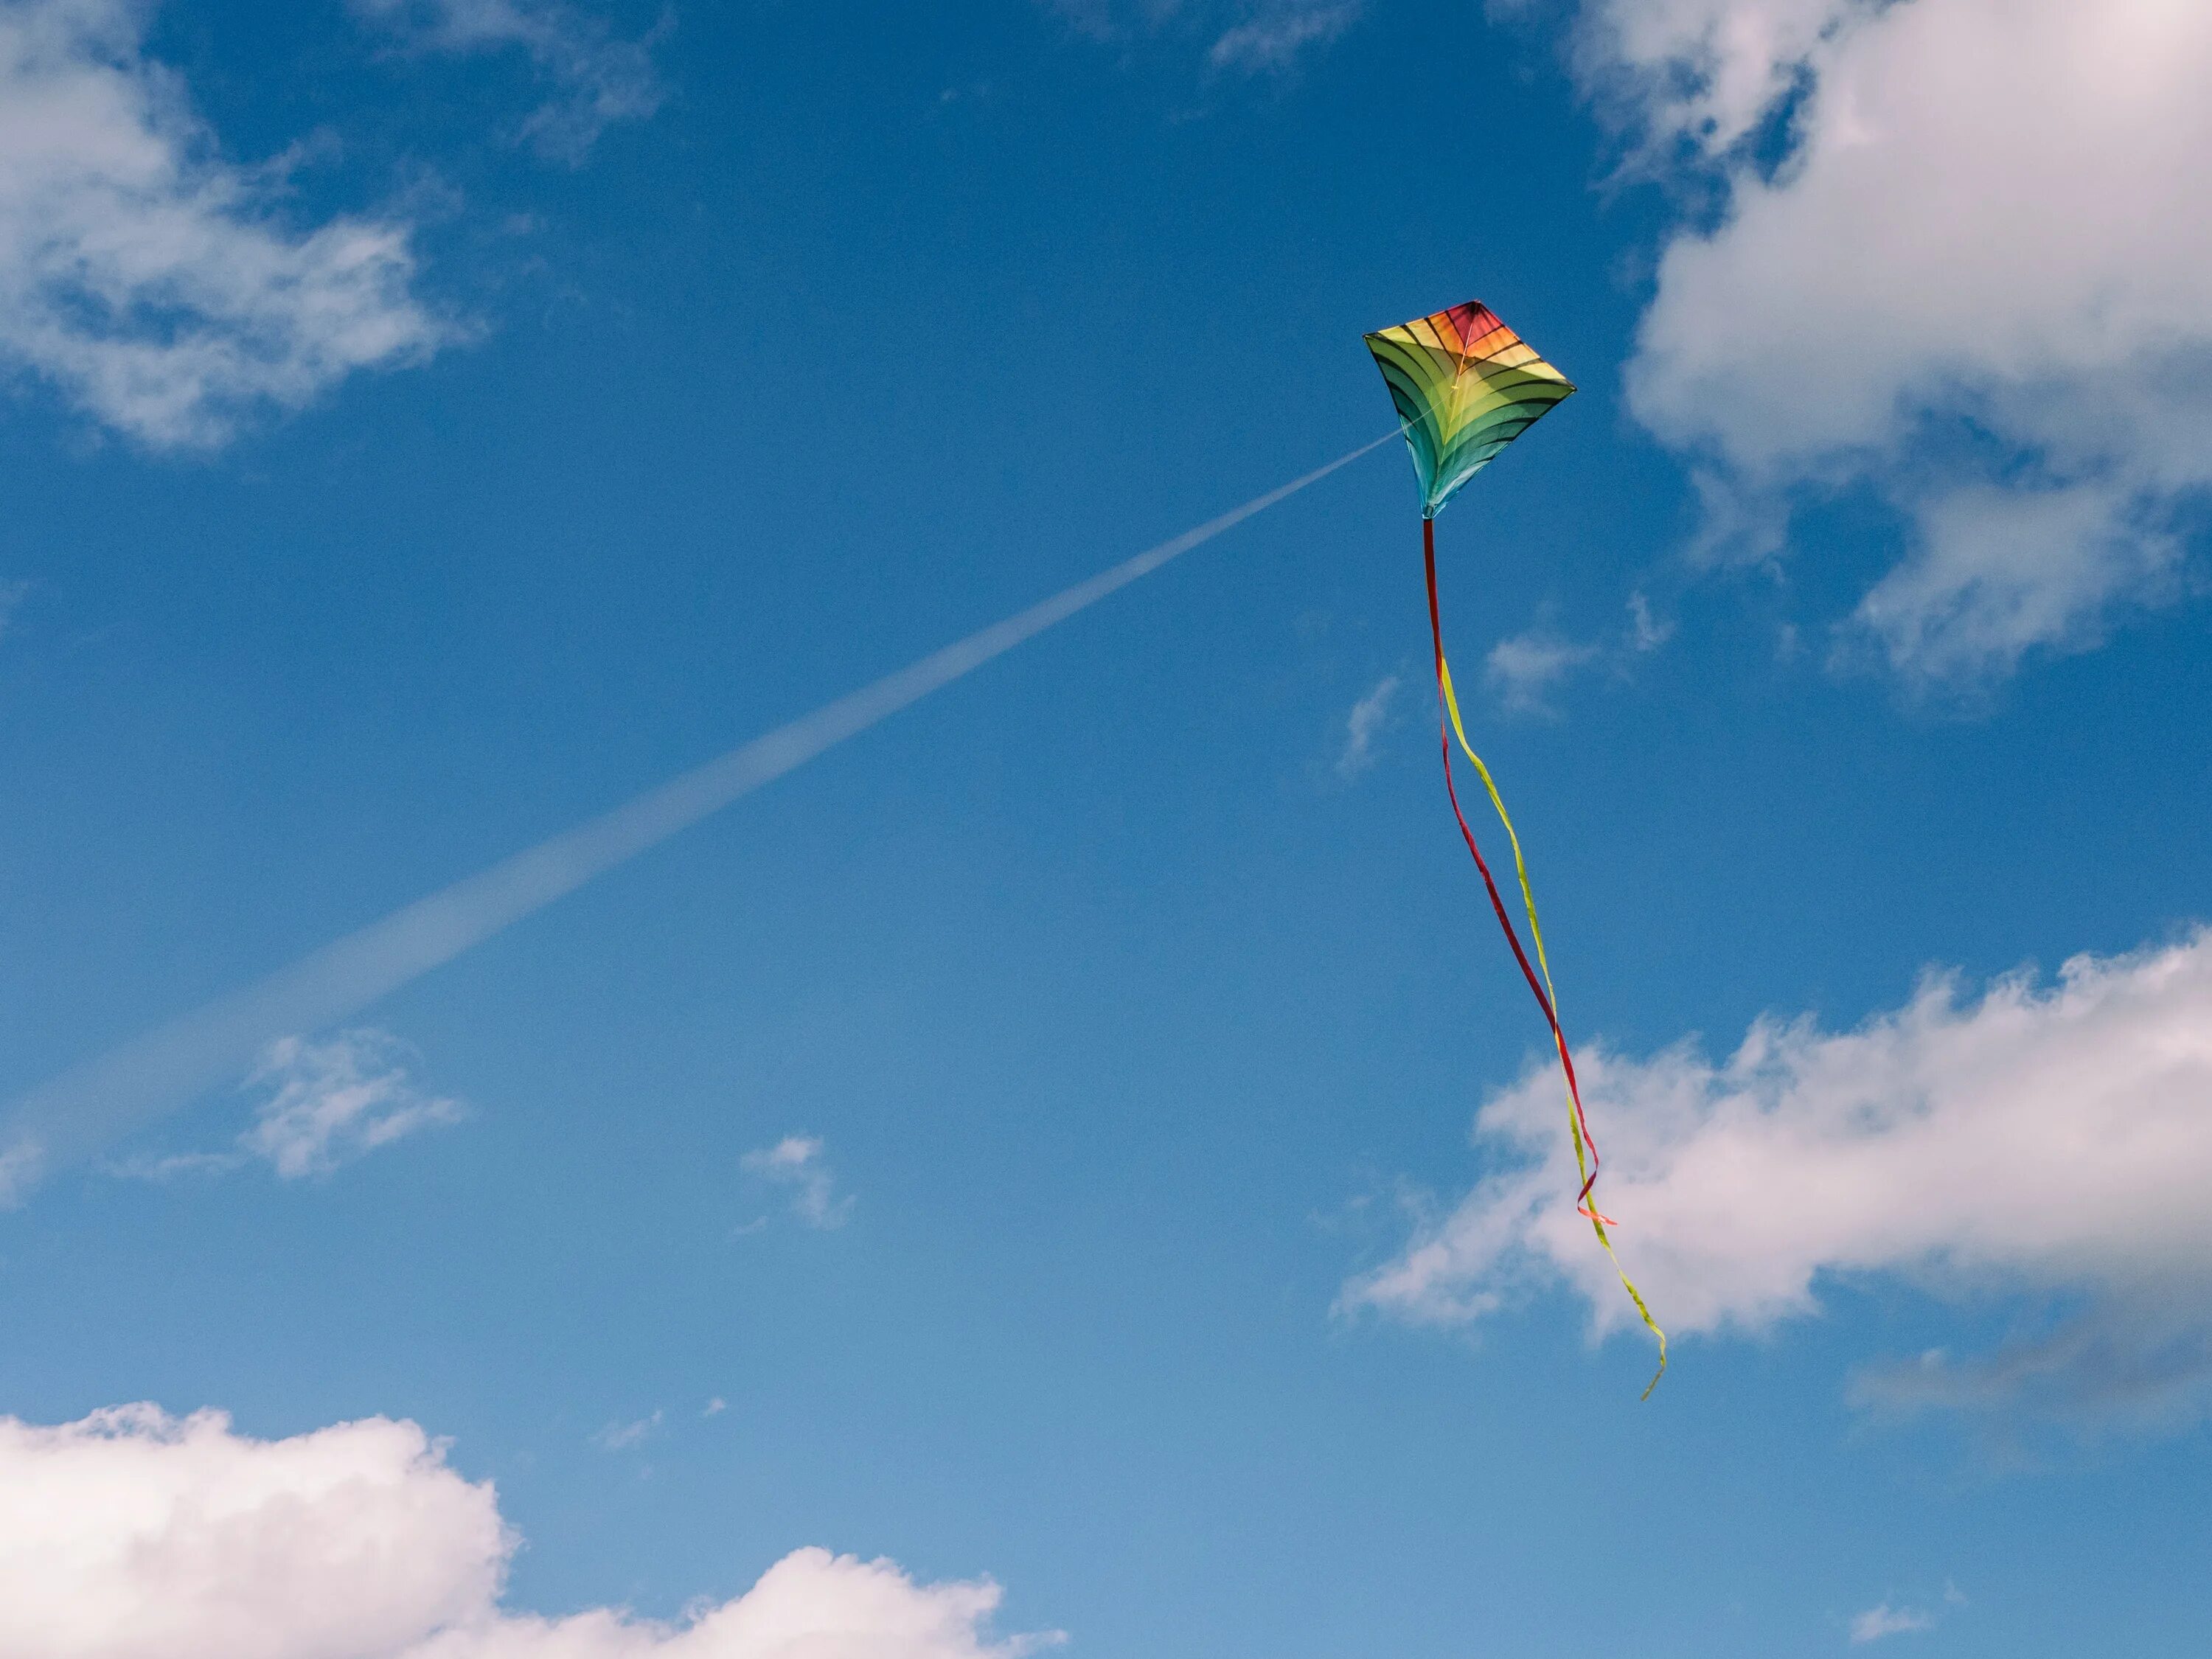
[1364,300,1666,1394]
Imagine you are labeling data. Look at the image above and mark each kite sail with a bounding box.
[1364,300,1667,1395]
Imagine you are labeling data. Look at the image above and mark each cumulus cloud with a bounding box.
[0,1404,504,1659]
[114,1027,461,1183]
[349,0,663,161]
[1571,0,2212,682]
[0,1402,1048,1659]
[0,0,445,448]
[1345,929,2212,1430]
[1849,1602,1933,1644]
[742,1133,852,1229]
[1335,672,1399,777]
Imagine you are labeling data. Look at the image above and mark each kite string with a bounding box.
[1422,517,1668,1399]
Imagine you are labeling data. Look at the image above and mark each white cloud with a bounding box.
[1849,1602,1933,1644]
[1042,1,1360,76]
[0,1404,504,1659]
[1625,591,1673,653]
[0,0,445,448]
[1482,630,1599,716]
[1472,596,1674,717]
[590,1410,661,1452]
[350,0,662,159]
[1344,929,2212,1429]
[0,1402,1051,1659]
[1568,0,1863,161]
[1208,1,1360,74]
[1849,480,2180,684]
[742,1133,852,1229]
[108,1027,462,1184]
[241,1029,463,1179]
[1335,672,1399,778]
[1573,0,2212,682]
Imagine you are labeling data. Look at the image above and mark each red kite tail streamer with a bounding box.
[1422,516,1669,1397]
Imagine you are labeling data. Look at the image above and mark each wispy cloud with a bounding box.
[591,1408,663,1451]
[742,1133,852,1229]
[1208,1,1360,74]
[1626,591,1674,653]
[1482,594,1678,716]
[0,0,447,448]
[242,1030,462,1178]
[1335,672,1400,778]
[1846,479,2178,687]
[1482,631,1601,717]
[0,580,28,641]
[1345,928,2212,1434]
[112,1028,461,1183]
[1850,1602,1934,1644]
[350,0,664,160]
[1043,0,1362,77]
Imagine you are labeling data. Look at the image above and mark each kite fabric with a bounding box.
[1364,301,1668,1396]
[1364,300,1576,519]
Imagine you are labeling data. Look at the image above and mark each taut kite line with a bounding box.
[0,433,1394,1205]
[1364,300,1667,1395]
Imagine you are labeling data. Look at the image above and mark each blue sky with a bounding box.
[1,1,2209,1655]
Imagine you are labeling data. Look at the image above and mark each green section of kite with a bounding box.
[1363,300,1575,519]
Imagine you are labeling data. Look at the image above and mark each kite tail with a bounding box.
[1421,516,1668,1399]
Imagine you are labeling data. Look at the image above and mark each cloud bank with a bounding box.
[1572,0,2212,682]
[1346,929,2212,1430]
[0,1402,1049,1659]
[0,0,445,447]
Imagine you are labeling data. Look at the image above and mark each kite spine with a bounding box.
[1422,518,1669,1398]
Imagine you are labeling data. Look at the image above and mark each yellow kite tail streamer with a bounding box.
[1424,523,1667,1397]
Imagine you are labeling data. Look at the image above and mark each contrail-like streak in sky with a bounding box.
[0,433,1394,1202]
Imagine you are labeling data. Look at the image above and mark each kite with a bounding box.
[1364,300,1666,1395]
